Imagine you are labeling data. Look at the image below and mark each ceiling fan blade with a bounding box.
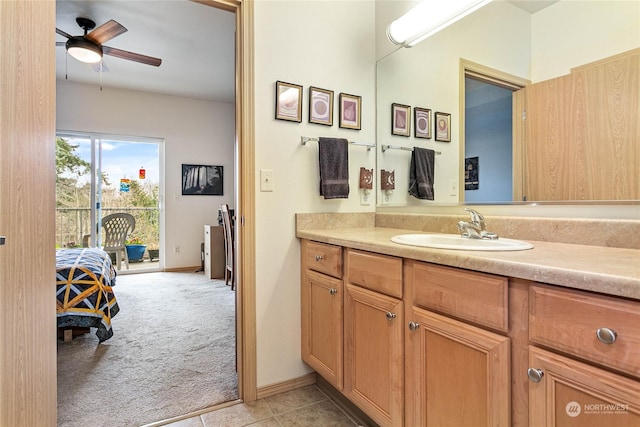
[56,41,66,46]
[56,27,73,39]
[85,20,127,44]
[103,46,162,67]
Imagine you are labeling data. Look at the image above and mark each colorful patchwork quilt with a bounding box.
[56,248,120,342]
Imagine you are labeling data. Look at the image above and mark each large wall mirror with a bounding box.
[375,0,639,207]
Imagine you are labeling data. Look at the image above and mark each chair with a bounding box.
[220,204,235,290]
[101,213,136,270]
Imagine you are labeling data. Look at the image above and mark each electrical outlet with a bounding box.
[260,169,274,192]
[380,190,390,205]
[449,179,458,197]
[174,245,180,254]
[360,190,371,206]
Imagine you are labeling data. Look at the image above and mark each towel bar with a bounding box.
[381,144,441,155]
[301,136,376,151]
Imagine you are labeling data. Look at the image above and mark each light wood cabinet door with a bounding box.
[344,284,404,427]
[301,269,343,390]
[522,49,639,201]
[528,346,640,427]
[405,307,511,427]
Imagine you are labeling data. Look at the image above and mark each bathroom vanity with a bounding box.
[297,213,639,427]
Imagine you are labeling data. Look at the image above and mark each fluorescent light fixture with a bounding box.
[387,0,492,47]
[66,37,103,63]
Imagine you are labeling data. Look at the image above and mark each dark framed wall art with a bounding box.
[275,80,303,122]
[309,86,334,126]
[339,93,361,130]
[435,112,451,142]
[181,164,223,195]
[391,103,411,136]
[414,107,431,139]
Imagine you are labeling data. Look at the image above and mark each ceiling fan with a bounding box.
[56,17,162,67]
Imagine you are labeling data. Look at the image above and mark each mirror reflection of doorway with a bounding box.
[55,132,162,273]
[462,65,526,203]
[464,76,515,202]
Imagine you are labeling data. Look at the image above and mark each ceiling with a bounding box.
[56,1,558,103]
[506,0,559,14]
[56,0,236,103]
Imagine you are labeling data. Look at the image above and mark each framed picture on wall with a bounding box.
[339,93,361,130]
[391,103,411,136]
[275,81,303,122]
[435,112,451,142]
[414,107,431,139]
[181,164,223,195]
[309,86,334,126]
[465,157,479,190]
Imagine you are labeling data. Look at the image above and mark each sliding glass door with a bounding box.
[55,131,162,272]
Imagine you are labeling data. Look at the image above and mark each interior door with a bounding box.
[0,2,57,425]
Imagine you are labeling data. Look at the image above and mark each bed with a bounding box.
[56,247,120,342]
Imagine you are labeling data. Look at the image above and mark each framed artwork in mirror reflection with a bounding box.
[435,112,451,142]
[414,107,431,139]
[391,103,411,137]
[309,86,333,126]
[339,93,361,130]
[275,81,303,122]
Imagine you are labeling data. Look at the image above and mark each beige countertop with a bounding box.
[296,227,640,301]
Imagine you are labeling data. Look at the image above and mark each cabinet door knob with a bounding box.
[315,255,324,262]
[527,368,544,383]
[329,288,338,295]
[596,327,617,344]
[386,312,396,320]
[408,321,420,331]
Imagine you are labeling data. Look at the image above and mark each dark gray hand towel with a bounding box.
[408,147,435,200]
[319,137,349,199]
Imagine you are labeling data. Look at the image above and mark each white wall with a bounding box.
[253,0,376,387]
[56,80,235,269]
[532,1,640,82]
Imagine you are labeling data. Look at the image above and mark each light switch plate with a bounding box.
[449,179,458,196]
[260,169,274,192]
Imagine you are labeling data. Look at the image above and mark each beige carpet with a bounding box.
[57,272,238,427]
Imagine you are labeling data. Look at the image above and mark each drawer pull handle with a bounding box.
[329,288,338,296]
[386,312,396,321]
[527,368,544,383]
[315,255,324,262]
[596,327,617,344]
[408,321,420,331]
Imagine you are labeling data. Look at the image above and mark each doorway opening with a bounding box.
[460,61,527,203]
[55,131,163,273]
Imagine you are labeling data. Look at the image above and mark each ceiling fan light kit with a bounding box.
[57,16,162,67]
[66,37,103,63]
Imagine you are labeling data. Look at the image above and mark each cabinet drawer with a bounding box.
[303,241,343,278]
[530,285,640,377]
[345,249,402,298]
[409,262,508,333]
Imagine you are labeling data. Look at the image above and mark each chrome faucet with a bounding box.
[457,208,499,240]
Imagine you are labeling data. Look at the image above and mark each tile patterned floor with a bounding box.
[162,385,362,427]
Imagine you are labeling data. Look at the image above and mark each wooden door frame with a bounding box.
[458,59,529,203]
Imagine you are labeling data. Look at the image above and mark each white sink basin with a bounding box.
[391,233,534,251]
